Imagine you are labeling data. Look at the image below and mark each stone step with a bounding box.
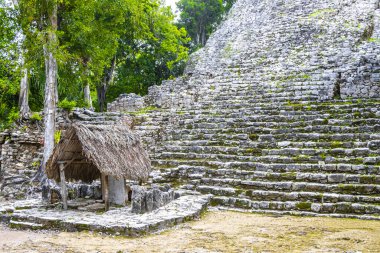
[210,189,380,204]
[183,179,380,196]
[130,101,380,122]
[175,125,380,135]
[169,133,380,142]
[210,196,380,216]
[177,111,379,121]
[161,140,371,149]
[179,113,378,123]
[196,185,380,205]
[198,101,380,111]
[194,99,380,109]
[152,160,380,175]
[200,172,380,186]
[9,220,44,230]
[5,195,211,235]
[236,181,380,195]
[159,145,379,158]
[155,151,380,165]
[154,166,380,185]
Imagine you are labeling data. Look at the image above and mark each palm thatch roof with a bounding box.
[46,123,151,183]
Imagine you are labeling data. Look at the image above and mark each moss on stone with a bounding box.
[331,141,343,148]
[248,134,259,141]
[295,202,312,211]
[308,8,335,18]
[360,175,376,184]
[210,199,220,207]
[129,106,159,116]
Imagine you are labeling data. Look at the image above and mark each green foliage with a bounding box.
[30,112,42,121]
[7,109,19,122]
[54,130,61,144]
[58,98,76,112]
[31,160,40,168]
[0,4,20,130]
[1,0,192,119]
[177,0,225,48]
[368,37,380,43]
[107,2,190,100]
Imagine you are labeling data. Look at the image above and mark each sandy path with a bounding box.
[1,211,380,253]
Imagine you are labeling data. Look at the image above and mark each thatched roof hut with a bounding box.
[46,123,151,183]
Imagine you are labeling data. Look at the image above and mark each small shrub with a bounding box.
[31,160,40,168]
[58,99,77,112]
[76,99,90,108]
[30,112,42,122]
[8,110,19,123]
[54,130,62,144]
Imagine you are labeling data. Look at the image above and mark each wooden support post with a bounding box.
[103,175,110,211]
[59,163,68,210]
[101,174,106,201]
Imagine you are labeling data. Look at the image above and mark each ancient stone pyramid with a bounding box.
[107,0,380,219]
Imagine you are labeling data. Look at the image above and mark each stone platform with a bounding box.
[0,194,211,236]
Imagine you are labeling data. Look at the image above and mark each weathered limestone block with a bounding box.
[131,185,145,214]
[108,177,126,206]
[131,185,177,214]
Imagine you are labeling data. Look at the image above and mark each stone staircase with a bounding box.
[137,98,379,219]
[104,0,380,219]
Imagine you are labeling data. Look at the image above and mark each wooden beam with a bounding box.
[59,163,68,210]
[57,157,87,169]
[103,174,110,211]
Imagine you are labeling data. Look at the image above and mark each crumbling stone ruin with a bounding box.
[2,0,380,221]
[109,0,380,219]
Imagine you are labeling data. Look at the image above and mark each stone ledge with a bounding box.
[0,195,211,236]
[210,206,380,221]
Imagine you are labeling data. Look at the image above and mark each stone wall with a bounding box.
[131,185,178,214]
[0,128,43,199]
[0,110,71,200]
[107,74,209,112]
[341,9,380,98]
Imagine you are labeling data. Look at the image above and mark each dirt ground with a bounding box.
[1,211,380,253]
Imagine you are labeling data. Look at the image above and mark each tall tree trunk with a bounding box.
[201,26,206,46]
[97,56,116,112]
[11,0,31,119]
[41,1,58,196]
[97,82,106,112]
[19,61,31,119]
[84,83,93,110]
